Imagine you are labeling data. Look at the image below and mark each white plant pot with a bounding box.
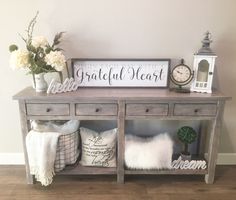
[180,153,191,161]
[33,73,48,93]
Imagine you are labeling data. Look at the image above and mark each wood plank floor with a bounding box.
[0,165,236,200]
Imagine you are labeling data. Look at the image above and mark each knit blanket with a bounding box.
[26,130,60,186]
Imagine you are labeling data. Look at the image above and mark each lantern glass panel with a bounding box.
[197,60,209,82]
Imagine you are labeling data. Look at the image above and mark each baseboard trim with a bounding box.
[0,153,235,165]
[216,153,236,165]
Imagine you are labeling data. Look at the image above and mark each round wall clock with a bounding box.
[170,59,194,93]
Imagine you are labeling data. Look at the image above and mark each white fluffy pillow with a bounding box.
[125,133,173,169]
[80,127,117,167]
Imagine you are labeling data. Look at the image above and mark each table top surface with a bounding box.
[13,87,231,101]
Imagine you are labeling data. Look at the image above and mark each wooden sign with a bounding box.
[71,59,170,87]
[171,156,207,170]
[47,78,79,94]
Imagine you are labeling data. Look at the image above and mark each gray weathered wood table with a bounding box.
[13,87,231,184]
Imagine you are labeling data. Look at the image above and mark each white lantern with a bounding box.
[190,32,217,93]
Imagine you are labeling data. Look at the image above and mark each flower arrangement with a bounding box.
[9,12,66,76]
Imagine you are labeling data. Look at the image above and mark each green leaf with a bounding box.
[54,47,64,51]
[9,44,18,52]
[52,32,65,47]
[18,33,27,43]
[177,126,197,144]
[45,47,52,54]
[29,46,37,53]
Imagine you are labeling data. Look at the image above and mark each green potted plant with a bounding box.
[177,126,197,161]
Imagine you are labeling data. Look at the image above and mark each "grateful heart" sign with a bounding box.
[71,59,170,87]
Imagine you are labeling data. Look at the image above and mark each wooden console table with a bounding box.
[13,87,231,184]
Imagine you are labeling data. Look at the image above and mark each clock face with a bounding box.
[171,65,191,84]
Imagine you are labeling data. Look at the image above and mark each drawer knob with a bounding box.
[145,108,149,113]
[194,109,199,113]
[46,108,51,112]
[95,108,100,112]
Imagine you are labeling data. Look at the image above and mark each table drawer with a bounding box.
[174,103,217,116]
[126,103,169,116]
[26,103,70,116]
[76,103,118,116]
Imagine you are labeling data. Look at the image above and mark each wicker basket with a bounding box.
[54,131,79,172]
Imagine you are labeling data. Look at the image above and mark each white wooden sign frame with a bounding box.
[71,59,170,87]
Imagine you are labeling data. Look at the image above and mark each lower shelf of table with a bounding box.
[56,163,207,175]
[57,163,117,175]
[125,169,208,175]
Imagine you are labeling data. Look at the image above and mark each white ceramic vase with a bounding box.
[33,73,48,93]
[180,153,191,161]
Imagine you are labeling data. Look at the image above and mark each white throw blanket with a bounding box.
[26,130,60,186]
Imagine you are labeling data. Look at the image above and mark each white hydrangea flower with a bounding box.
[31,36,48,48]
[9,49,30,70]
[45,51,66,71]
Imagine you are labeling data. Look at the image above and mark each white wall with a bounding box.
[0,0,236,156]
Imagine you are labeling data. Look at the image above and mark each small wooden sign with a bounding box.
[71,59,170,87]
[47,78,79,94]
[171,156,207,170]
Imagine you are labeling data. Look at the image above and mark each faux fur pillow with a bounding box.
[125,133,173,169]
[80,127,117,167]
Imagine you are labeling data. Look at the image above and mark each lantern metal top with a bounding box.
[196,31,216,55]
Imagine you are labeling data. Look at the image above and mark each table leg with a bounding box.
[205,101,225,184]
[19,101,34,184]
[117,100,125,183]
[197,120,208,156]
